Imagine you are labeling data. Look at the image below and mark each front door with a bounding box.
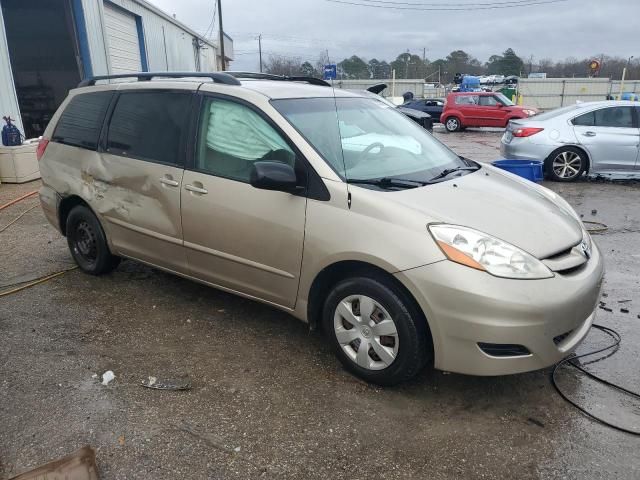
[573,106,639,171]
[477,95,506,127]
[99,90,192,272]
[181,95,307,308]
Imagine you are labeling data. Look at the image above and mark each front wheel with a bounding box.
[445,116,461,132]
[323,276,430,386]
[66,205,120,275]
[545,147,587,182]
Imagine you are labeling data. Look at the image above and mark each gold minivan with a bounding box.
[38,72,604,385]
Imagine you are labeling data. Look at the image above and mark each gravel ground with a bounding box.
[1,130,639,479]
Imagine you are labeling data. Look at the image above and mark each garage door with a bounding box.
[104,3,142,74]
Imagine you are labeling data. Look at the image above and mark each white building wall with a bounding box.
[81,0,219,75]
[0,4,23,134]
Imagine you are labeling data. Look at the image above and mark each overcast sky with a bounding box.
[150,0,638,71]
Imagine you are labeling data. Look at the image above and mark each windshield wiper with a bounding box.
[347,177,427,189]
[428,166,480,183]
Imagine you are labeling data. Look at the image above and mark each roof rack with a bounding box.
[77,72,241,88]
[224,71,331,87]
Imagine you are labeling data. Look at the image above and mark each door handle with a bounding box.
[185,184,208,195]
[160,177,179,187]
[583,131,596,137]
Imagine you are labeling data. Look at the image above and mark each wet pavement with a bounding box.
[1,130,639,479]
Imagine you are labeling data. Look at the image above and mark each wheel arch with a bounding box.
[545,144,591,174]
[58,195,93,236]
[307,260,433,346]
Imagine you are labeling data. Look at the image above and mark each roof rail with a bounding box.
[225,71,331,87]
[77,72,242,87]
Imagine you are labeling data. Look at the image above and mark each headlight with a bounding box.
[429,224,553,279]
[581,228,593,258]
[523,109,536,116]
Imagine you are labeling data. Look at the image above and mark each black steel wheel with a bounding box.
[66,205,120,275]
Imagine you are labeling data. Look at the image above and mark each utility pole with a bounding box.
[619,55,634,99]
[258,34,263,73]
[217,0,225,71]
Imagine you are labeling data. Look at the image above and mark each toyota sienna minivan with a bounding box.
[37,72,604,385]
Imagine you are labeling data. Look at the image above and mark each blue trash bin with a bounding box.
[492,159,543,182]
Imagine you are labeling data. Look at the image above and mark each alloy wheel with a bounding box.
[333,295,399,371]
[552,151,582,179]
[446,118,459,131]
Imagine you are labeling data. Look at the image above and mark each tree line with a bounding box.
[264,49,640,83]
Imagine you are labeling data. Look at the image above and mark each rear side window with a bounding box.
[594,107,634,128]
[52,92,113,150]
[454,95,478,105]
[106,92,192,166]
[573,107,635,128]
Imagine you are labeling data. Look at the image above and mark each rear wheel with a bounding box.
[445,116,461,132]
[66,206,120,275]
[545,147,587,182]
[323,276,430,386]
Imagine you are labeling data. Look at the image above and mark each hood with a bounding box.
[387,166,582,259]
[507,105,538,114]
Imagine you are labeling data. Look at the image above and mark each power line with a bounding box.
[201,1,217,39]
[324,0,569,10]
[336,0,563,5]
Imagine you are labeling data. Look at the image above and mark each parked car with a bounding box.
[402,98,446,122]
[505,75,519,86]
[441,92,538,132]
[38,72,603,386]
[501,101,640,181]
[364,84,433,131]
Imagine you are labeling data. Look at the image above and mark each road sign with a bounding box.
[323,64,337,80]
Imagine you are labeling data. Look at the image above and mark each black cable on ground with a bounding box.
[551,324,640,436]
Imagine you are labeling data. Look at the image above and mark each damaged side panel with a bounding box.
[39,142,187,274]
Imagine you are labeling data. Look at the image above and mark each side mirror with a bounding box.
[250,161,299,193]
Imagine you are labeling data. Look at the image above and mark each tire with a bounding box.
[545,147,587,182]
[445,116,461,132]
[66,205,120,275]
[322,276,431,386]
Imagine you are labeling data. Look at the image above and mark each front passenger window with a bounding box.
[479,96,499,106]
[196,98,295,182]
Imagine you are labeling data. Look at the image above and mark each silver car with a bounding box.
[501,101,640,181]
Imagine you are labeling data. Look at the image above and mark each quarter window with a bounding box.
[106,92,192,166]
[195,98,295,182]
[572,111,595,126]
[52,92,113,150]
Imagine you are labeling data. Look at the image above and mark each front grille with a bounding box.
[478,343,531,357]
[553,330,573,346]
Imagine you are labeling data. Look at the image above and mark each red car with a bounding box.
[440,92,538,132]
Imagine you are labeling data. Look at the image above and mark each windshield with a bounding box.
[271,97,467,184]
[495,93,515,106]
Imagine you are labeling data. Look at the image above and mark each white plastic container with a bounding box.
[0,139,40,183]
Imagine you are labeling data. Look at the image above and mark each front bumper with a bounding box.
[395,243,604,376]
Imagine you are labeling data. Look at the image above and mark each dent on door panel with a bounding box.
[83,152,187,272]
